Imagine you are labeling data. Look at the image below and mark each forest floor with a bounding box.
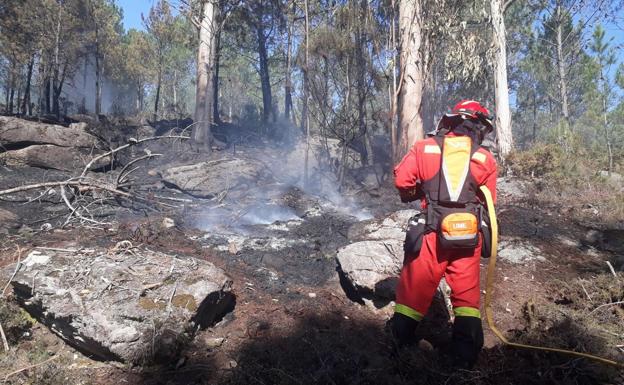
[0,128,623,384]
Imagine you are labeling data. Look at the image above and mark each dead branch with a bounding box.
[116,153,163,186]
[3,349,62,382]
[60,184,110,227]
[80,135,189,178]
[605,261,619,281]
[153,195,193,203]
[588,301,624,317]
[0,322,8,352]
[2,245,22,297]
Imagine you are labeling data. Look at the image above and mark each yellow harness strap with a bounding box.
[480,185,624,368]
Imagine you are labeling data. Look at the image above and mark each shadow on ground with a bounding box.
[132,299,623,385]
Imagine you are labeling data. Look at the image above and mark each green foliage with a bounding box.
[508,143,567,178]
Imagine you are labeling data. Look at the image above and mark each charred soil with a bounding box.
[1,128,623,384]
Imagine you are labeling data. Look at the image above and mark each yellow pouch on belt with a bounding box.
[437,209,479,249]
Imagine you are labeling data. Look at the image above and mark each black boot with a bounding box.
[390,313,419,348]
[451,316,484,369]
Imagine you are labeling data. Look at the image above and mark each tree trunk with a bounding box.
[397,0,425,156]
[192,0,217,149]
[95,31,102,117]
[532,86,537,143]
[173,69,178,116]
[53,63,68,120]
[4,75,9,114]
[52,0,62,119]
[52,75,60,119]
[354,0,373,166]
[284,2,294,122]
[44,76,51,115]
[8,62,15,115]
[555,4,569,125]
[339,58,352,188]
[212,25,222,125]
[257,25,273,125]
[390,0,398,162]
[303,0,310,187]
[154,67,162,121]
[21,57,35,116]
[8,84,14,115]
[491,0,513,158]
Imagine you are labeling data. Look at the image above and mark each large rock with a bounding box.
[498,238,545,264]
[160,158,268,198]
[11,247,234,364]
[337,210,418,302]
[347,209,417,241]
[0,116,99,149]
[0,144,110,171]
[336,239,403,300]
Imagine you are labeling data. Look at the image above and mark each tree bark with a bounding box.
[212,25,222,125]
[257,25,273,124]
[94,22,102,117]
[303,0,310,187]
[192,0,217,149]
[21,57,35,116]
[45,75,51,115]
[8,60,16,114]
[355,0,373,166]
[173,69,178,115]
[95,51,102,117]
[284,2,294,122]
[491,0,513,158]
[397,0,425,156]
[555,4,569,125]
[390,0,398,162]
[154,67,162,121]
[52,0,62,119]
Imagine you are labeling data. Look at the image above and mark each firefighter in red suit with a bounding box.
[391,100,497,368]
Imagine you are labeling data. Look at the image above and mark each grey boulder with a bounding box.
[160,158,268,198]
[0,144,110,171]
[337,210,417,301]
[0,116,99,148]
[336,239,403,300]
[11,247,234,364]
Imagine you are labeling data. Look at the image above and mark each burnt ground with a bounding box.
[1,154,624,384]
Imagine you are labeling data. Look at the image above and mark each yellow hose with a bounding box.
[480,185,624,368]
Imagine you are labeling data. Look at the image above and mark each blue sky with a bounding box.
[117,0,154,31]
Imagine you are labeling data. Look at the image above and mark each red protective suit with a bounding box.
[393,133,497,322]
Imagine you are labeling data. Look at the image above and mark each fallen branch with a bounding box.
[0,322,8,352]
[605,261,619,281]
[588,301,624,316]
[153,195,193,203]
[2,245,22,297]
[3,350,62,382]
[80,135,189,178]
[116,153,163,186]
[60,184,109,227]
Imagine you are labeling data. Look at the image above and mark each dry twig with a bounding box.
[2,245,22,297]
[0,321,8,352]
[588,301,624,316]
[3,349,62,382]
